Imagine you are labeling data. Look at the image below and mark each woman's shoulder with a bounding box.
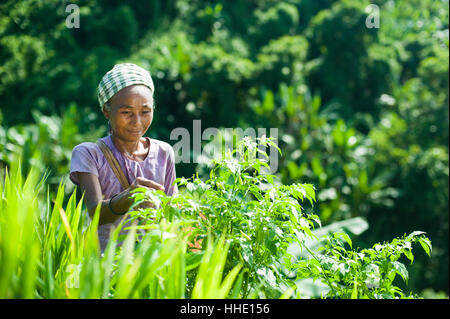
[149,138,174,153]
[72,141,100,153]
[71,139,108,162]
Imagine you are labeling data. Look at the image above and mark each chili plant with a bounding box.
[131,136,321,297]
[131,136,432,299]
[295,231,432,299]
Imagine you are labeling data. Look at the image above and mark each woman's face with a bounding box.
[102,84,154,142]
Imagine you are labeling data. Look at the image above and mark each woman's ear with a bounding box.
[102,104,110,119]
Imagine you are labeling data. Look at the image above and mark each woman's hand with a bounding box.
[76,173,165,224]
[130,176,165,192]
[127,177,165,210]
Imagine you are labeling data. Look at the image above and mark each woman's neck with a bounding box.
[110,134,149,161]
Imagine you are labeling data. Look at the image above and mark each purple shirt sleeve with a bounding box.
[69,142,100,186]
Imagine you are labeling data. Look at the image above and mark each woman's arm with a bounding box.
[77,172,164,225]
[77,172,133,225]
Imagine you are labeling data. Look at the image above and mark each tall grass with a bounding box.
[0,163,241,299]
[0,162,42,298]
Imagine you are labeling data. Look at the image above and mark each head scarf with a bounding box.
[97,63,154,108]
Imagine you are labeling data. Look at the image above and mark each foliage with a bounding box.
[127,137,431,298]
[0,161,245,299]
[0,104,104,194]
[0,162,42,298]
[296,231,432,299]
[0,139,433,299]
[245,79,447,293]
[0,0,447,294]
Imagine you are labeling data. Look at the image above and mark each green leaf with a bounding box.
[392,261,409,284]
[186,182,195,193]
[335,232,352,249]
[408,231,426,238]
[301,184,316,205]
[230,271,245,299]
[403,249,414,264]
[418,238,432,256]
[130,187,148,194]
[351,278,358,299]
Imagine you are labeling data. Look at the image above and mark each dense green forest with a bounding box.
[0,0,448,297]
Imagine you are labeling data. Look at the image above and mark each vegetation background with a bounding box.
[0,0,448,297]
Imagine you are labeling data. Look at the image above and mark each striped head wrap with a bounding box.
[97,63,154,108]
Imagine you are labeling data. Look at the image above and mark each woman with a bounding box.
[69,63,178,252]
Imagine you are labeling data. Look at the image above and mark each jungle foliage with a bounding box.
[0,0,448,296]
